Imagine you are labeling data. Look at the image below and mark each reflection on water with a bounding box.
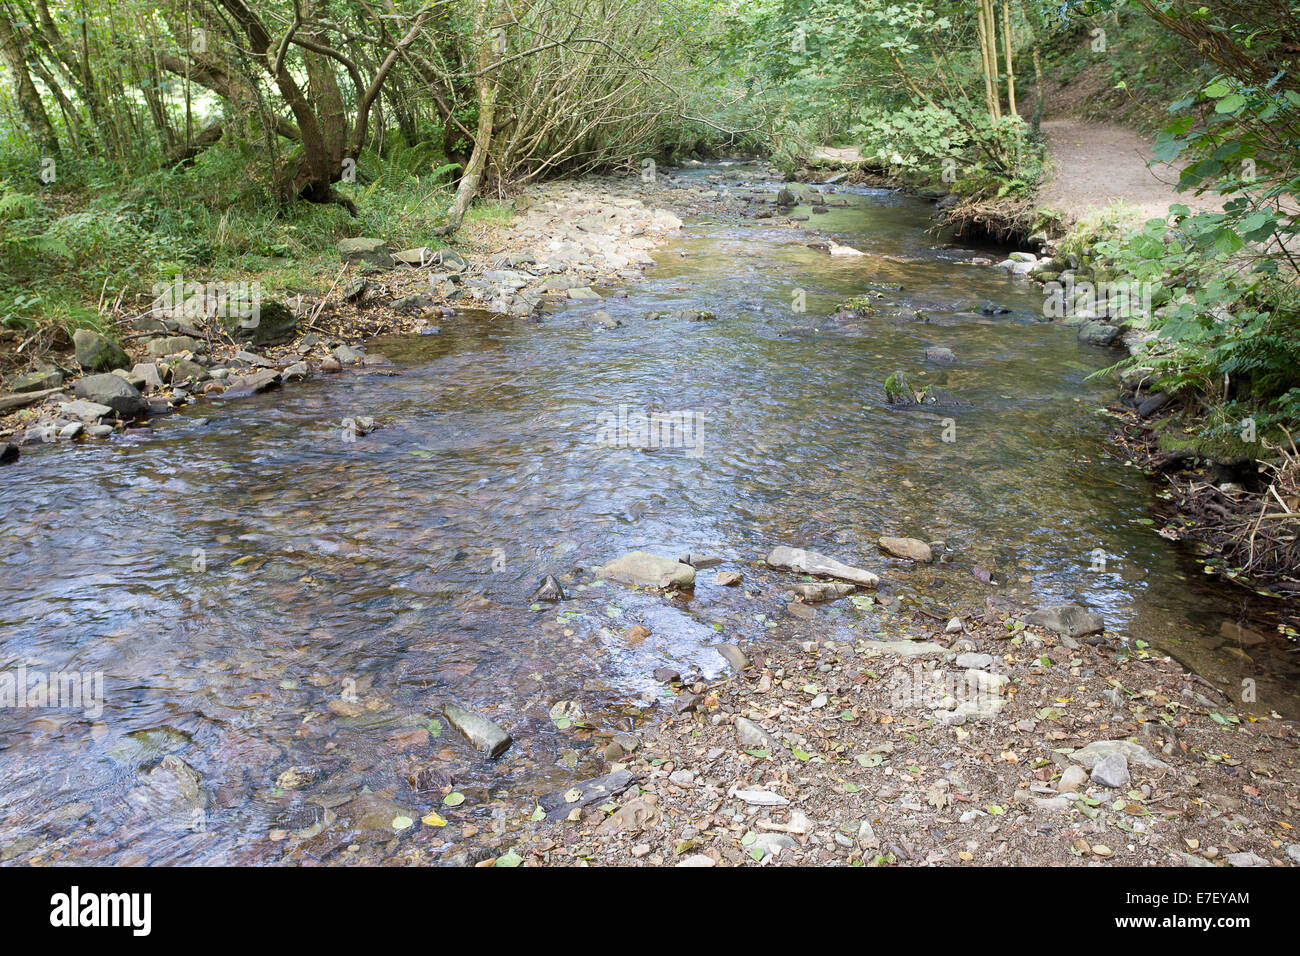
[1,168,1295,864]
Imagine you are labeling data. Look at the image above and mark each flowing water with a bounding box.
[1,165,1296,864]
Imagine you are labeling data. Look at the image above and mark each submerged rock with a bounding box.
[765,545,879,588]
[878,536,933,563]
[126,755,208,832]
[443,703,512,758]
[597,551,695,589]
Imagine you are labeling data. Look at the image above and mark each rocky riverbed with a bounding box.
[370,552,1300,868]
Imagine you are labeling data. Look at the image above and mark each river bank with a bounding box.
[469,571,1300,868]
[1,165,787,461]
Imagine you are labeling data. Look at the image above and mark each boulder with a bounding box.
[74,374,147,418]
[73,329,129,372]
[597,551,695,589]
[1078,321,1119,347]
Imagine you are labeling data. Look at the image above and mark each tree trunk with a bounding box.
[435,1,498,236]
[1002,0,1017,117]
[0,10,59,155]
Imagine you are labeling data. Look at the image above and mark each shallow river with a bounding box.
[1,164,1295,864]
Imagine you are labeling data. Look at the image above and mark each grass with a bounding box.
[0,139,464,343]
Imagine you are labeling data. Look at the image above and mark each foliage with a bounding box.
[1071,0,1300,438]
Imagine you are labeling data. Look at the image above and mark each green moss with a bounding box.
[1154,415,1260,464]
[884,371,911,403]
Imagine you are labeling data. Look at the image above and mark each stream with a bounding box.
[1,163,1295,865]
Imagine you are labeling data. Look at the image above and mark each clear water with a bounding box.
[1,166,1294,864]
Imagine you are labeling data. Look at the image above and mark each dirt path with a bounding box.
[1038,118,1218,225]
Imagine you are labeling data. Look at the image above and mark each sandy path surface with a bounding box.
[1038,118,1219,225]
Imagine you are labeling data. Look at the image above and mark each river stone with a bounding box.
[735,717,780,752]
[73,329,129,371]
[126,755,208,832]
[597,551,695,589]
[1078,320,1119,347]
[11,369,62,392]
[0,442,18,465]
[347,791,417,839]
[339,237,395,268]
[529,574,566,602]
[539,769,637,821]
[1090,752,1131,789]
[955,652,994,669]
[443,703,511,758]
[167,358,210,383]
[859,640,947,659]
[1025,604,1104,638]
[924,346,956,364]
[393,246,435,267]
[765,545,879,588]
[74,374,147,418]
[220,300,299,346]
[58,400,115,423]
[1068,739,1170,771]
[776,186,797,206]
[131,363,164,392]
[791,581,855,602]
[146,335,203,357]
[436,250,469,272]
[878,536,933,563]
[1057,764,1089,794]
[715,644,747,671]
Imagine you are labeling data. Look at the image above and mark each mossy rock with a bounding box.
[1154,416,1259,466]
[884,371,912,404]
[220,300,298,346]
